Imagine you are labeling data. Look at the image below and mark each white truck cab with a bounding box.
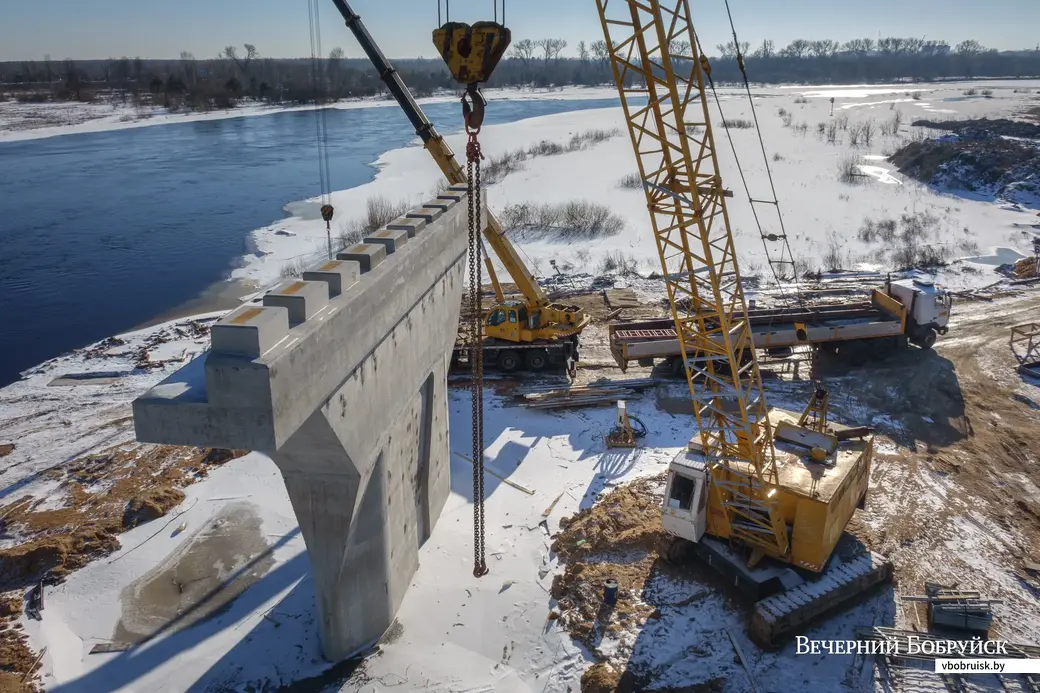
[886,277,952,349]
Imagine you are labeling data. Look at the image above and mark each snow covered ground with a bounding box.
[0,86,621,143]
[230,79,1040,294]
[3,78,1040,692]
[4,287,1040,692]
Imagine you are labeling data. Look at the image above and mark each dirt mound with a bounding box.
[0,595,35,692]
[550,475,671,688]
[123,486,186,529]
[552,474,668,562]
[892,121,1040,206]
[0,445,13,459]
[0,444,245,589]
[0,529,123,589]
[581,663,621,693]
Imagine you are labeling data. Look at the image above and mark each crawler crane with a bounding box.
[430,0,893,645]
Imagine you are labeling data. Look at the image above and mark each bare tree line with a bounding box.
[1,36,1037,110]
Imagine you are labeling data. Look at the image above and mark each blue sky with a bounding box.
[1,0,1037,61]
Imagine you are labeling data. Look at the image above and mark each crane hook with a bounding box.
[462,85,487,134]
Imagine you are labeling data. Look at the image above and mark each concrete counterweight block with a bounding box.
[386,215,427,238]
[132,192,480,663]
[211,305,290,359]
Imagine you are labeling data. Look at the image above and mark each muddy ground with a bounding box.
[0,445,246,690]
[542,286,1040,690]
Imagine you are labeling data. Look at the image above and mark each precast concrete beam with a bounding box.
[132,190,482,661]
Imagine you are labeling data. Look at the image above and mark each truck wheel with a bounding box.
[918,328,937,350]
[670,357,685,378]
[841,341,869,366]
[525,349,548,371]
[499,351,520,372]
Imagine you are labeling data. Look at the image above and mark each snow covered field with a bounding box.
[231,79,1040,295]
[4,284,1040,692]
[2,78,1040,692]
[0,86,621,143]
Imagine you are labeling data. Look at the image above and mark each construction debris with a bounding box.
[1011,322,1040,377]
[901,582,1000,633]
[1011,252,1038,279]
[514,378,658,410]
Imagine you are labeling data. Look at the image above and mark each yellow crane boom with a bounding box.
[596,0,788,560]
[331,0,590,350]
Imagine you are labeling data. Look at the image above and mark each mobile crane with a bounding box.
[328,0,590,375]
[427,0,892,645]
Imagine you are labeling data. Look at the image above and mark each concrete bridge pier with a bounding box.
[132,185,482,661]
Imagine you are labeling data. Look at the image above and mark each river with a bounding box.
[0,96,622,387]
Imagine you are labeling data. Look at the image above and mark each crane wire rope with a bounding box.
[690,19,798,308]
[722,0,799,291]
[717,0,821,377]
[309,0,335,257]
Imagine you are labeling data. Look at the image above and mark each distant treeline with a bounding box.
[1,37,1038,111]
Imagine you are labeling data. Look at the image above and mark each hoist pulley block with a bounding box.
[432,21,511,87]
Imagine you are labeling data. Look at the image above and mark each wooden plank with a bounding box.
[727,629,762,693]
[90,642,133,654]
[452,452,535,495]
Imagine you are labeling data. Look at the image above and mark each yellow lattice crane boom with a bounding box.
[596,0,788,562]
[421,0,891,644]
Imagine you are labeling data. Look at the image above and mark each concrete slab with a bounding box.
[211,305,290,358]
[364,227,410,254]
[386,216,427,238]
[262,280,329,326]
[337,243,387,273]
[303,259,360,298]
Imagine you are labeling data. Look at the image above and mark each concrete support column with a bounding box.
[132,184,482,661]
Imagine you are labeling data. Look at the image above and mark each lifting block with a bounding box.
[337,242,387,273]
[303,260,360,298]
[262,280,329,326]
[211,305,290,358]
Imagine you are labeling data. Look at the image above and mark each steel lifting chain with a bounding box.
[466,94,488,579]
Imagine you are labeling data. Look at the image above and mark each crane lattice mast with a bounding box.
[595,0,788,558]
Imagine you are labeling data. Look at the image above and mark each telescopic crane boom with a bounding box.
[328,0,590,354]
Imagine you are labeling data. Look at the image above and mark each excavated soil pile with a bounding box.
[549,474,674,691]
[892,119,1040,205]
[0,595,34,693]
[0,444,246,589]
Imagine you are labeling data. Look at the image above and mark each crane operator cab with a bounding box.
[885,277,952,350]
[485,301,532,342]
[662,458,710,545]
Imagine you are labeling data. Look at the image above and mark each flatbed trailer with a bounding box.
[610,286,947,374]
